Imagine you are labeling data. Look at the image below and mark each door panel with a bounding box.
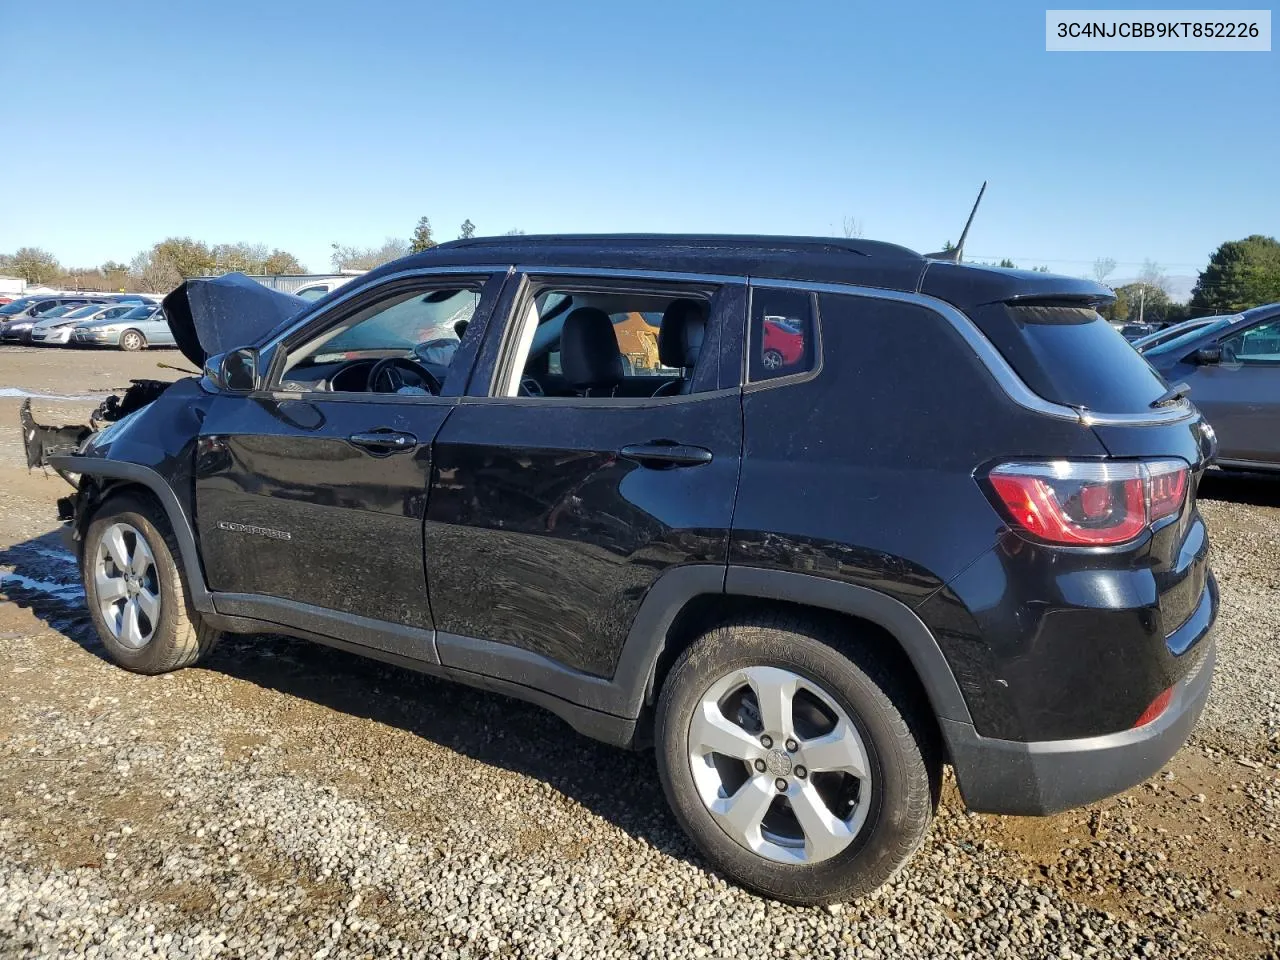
[1186,364,1280,463]
[425,394,742,677]
[193,270,507,642]
[196,395,453,630]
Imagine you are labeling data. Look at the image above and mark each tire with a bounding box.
[82,492,221,674]
[655,611,940,905]
[119,330,146,351]
[762,348,785,370]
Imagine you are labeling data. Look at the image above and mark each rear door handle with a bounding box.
[620,442,714,467]
[348,429,419,454]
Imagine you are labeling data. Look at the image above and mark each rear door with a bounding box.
[194,270,507,655]
[1181,314,1280,466]
[424,270,746,681]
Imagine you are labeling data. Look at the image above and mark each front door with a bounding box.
[1186,314,1280,465]
[425,271,746,681]
[194,270,507,656]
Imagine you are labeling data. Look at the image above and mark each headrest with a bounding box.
[560,307,624,390]
[657,298,708,369]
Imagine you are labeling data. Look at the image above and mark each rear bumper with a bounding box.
[945,620,1215,816]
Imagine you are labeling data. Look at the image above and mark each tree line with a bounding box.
[8,221,1275,313]
[0,217,524,293]
[0,240,307,294]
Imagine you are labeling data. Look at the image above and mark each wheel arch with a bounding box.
[624,565,973,736]
[51,456,213,612]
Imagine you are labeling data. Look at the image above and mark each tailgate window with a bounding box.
[971,303,1169,413]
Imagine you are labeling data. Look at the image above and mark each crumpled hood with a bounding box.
[162,273,307,368]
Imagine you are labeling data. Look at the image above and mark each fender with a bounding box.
[48,454,215,613]
[722,566,973,725]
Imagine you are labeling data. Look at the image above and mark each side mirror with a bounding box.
[1193,346,1222,365]
[207,347,260,392]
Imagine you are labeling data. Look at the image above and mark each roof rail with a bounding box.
[434,233,923,260]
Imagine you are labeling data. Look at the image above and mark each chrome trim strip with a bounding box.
[748,276,1195,426]
[261,264,514,353]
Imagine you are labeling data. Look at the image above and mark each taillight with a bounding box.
[986,459,1189,546]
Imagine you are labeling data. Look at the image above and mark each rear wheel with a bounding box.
[83,492,220,673]
[761,348,785,370]
[119,330,146,351]
[655,612,939,904]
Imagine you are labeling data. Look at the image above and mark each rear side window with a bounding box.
[748,287,818,382]
[972,304,1169,413]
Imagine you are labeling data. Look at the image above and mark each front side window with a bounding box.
[295,285,329,301]
[1222,317,1280,364]
[495,283,714,399]
[280,284,481,394]
[749,287,818,382]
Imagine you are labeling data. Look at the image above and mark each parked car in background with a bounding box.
[761,314,807,370]
[71,302,175,351]
[1144,302,1280,471]
[0,295,108,341]
[1119,321,1158,341]
[31,302,137,345]
[293,276,357,301]
[1132,315,1232,353]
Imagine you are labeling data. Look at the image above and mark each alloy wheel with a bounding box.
[94,522,161,649]
[686,665,872,864]
[762,349,784,370]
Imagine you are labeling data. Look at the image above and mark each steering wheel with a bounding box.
[366,356,443,395]
[519,376,544,398]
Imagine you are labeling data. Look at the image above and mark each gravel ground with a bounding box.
[1,351,1278,959]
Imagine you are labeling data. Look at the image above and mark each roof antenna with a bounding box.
[927,181,987,263]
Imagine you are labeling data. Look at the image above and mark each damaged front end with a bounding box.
[17,272,307,546]
[20,379,176,480]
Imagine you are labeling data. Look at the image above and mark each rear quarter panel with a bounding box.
[730,290,1108,607]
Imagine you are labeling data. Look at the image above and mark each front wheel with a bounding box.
[119,330,146,351]
[83,492,220,673]
[655,612,939,904]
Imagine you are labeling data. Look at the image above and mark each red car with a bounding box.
[761,315,806,370]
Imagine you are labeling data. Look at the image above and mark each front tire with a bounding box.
[655,612,939,904]
[119,330,146,351]
[83,492,220,673]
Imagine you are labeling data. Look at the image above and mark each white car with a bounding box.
[292,277,357,302]
[29,302,139,345]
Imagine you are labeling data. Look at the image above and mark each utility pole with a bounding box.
[1138,285,1146,325]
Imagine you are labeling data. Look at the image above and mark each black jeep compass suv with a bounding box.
[40,235,1217,904]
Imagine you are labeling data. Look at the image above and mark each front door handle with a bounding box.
[348,429,419,454]
[620,441,713,467]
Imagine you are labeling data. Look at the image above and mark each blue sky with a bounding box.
[1,0,1275,281]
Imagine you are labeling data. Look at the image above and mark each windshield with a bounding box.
[118,304,157,320]
[1143,317,1237,361]
[38,304,77,319]
[0,298,36,315]
[64,304,106,319]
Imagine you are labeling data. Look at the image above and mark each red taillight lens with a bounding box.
[1133,686,1173,728]
[987,460,1189,546]
[1147,459,1188,521]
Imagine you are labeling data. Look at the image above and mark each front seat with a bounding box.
[653,298,708,396]
[560,307,624,397]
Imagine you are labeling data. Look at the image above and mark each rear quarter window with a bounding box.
[970,304,1169,413]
